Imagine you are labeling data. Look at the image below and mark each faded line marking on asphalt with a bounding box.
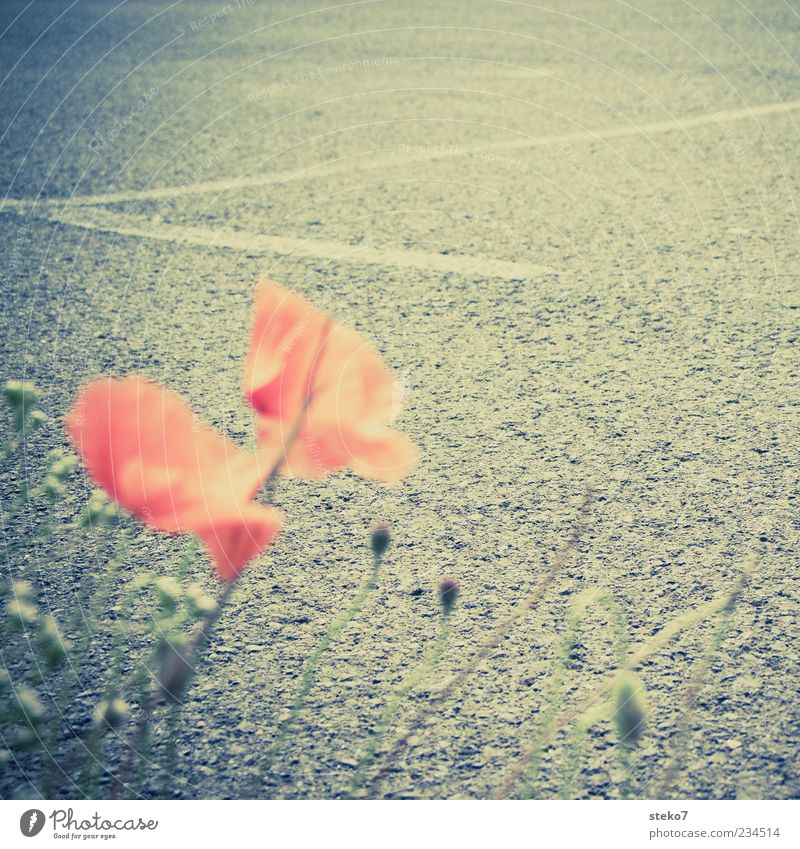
[1,97,798,212]
[44,207,552,280]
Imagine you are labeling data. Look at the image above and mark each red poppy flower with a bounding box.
[66,377,282,581]
[244,280,419,483]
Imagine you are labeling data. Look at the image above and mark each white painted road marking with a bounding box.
[44,206,552,280]
[1,97,795,280]
[1,97,798,212]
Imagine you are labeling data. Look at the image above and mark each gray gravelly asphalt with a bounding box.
[1,0,798,799]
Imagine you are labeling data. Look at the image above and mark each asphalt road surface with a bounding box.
[1,0,798,800]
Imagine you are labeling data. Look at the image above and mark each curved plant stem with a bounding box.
[127,672,154,799]
[262,318,331,495]
[365,488,594,797]
[653,560,752,798]
[159,701,181,798]
[113,580,236,798]
[104,323,328,798]
[43,528,130,797]
[349,611,452,798]
[259,550,382,794]
[491,563,752,799]
[618,744,633,799]
[519,604,580,799]
[558,721,589,799]
[176,537,199,583]
[519,588,628,799]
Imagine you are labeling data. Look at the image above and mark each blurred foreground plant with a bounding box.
[0,278,419,798]
[492,559,754,799]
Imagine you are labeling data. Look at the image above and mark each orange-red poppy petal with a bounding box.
[197,505,284,583]
[245,280,419,484]
[67,376,280,581]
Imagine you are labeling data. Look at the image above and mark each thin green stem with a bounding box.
[113,580,236,798]
[558,722,589,799]
[160,701,181,798]
[365,489,594,797]
[520,588,629,799]
[520,605,580,799]
[176,537,199,583]
[260,552,382,793]
[127,674,155,799]
[349,612,451,798]
[492,566,751,799]
[618,744,632,799]
[44,529,130,796]
[653,567,746,798]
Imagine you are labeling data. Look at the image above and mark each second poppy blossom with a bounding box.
[244,280,419,484]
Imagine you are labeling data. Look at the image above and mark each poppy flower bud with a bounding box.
[613,672,646,747]
[12,726,38,751]
[37,616,70,668]
[439,578,460,614]
[156,635,193,703]
[92,697,130,731]
[26,410,48,432]
[371,524,391,558]
[3,380,40,430]
[185,584,217,619]
[15,686,45,725]
[47,451,78,482]
[155,577,182,613]
[80,490,121,527]
[42,475,65,500]
[6,599,37,628]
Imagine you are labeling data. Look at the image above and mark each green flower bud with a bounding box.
[613,672,646,748]
[26,410,48,432]
[92,698,130,732]
[42,475,65,500]
[155,577,182,613]
[11,580,34,600]
[3,380,40,430]
[131,573,156,591]
[80,490,121,527]
[185,584,217,619]
[11,726,38,751]
[3,380,39,408]
[371,524,391,558]
[439,578,460,614]
[15,686,45,725]
[0,668,10,694]
[6,599,38,628]
[156,634,193,703]
[47,451,78,482]
[37,616,70,668]
[0,749,11,767]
